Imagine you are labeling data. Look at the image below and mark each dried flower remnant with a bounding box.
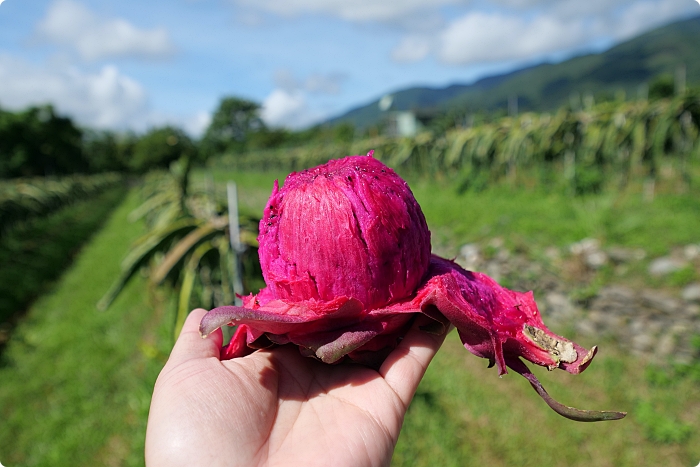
[200,152,626,422]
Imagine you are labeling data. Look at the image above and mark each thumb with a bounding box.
[168,308,224,364]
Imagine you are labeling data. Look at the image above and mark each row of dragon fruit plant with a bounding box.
[215,93,700,195]
[98,159,262,339]
[0,172,123,236]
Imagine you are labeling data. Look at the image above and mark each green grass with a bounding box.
[393,333,700,467]
[408,179,700,256]
[197,167,288,219]
[0,190,172,466]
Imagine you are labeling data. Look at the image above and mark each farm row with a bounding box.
[216,94,700,195]
[0,173,123,235]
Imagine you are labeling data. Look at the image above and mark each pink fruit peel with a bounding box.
[200,152,626,422]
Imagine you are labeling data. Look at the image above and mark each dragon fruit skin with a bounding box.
[257,154,431,310]
[200,152,625,422]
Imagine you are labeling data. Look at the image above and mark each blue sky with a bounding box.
[0,0,697,135]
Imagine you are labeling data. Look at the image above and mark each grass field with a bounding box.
[0,190,174,466]
[1,169,699,466]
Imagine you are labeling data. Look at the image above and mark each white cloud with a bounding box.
[0,54,211,135]
[305,73,345,94]
[273,69,345,95]
[438,12,586,65]
[262,71,344,128]
[380,0,695,67]
[614,0,697,40]
[391,35,432,63]
[233,0,464,22]
[0,55,149,128]
[36,0,175,61]
[182,111,212,137]
[260,89,309,128]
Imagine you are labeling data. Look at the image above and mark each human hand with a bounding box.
[145,308,448,467]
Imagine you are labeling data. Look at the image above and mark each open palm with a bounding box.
[145,308,448,467]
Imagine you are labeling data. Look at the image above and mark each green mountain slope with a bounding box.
[330,15,700,128]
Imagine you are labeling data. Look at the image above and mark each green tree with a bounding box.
[130,126,196,173]
[200,97,265,158]
[648,74,675,100]
[82,129,133,173]
[0,105,86,178]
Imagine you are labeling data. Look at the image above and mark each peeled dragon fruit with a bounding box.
[200,152,625,422]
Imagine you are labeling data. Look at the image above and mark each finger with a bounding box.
[379,315,450,408]
[168,308,223,364]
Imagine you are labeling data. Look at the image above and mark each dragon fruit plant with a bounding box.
[200,152,625,422]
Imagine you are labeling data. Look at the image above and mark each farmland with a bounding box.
[1,91,700,466]
[0,174,125,331]
[216,94,700,198]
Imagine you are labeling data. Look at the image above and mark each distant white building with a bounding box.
[385,111,421,137]
[379,93,434,137]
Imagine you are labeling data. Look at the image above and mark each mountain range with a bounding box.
[329,15,700,128]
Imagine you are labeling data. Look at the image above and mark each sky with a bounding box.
[0,0,698,136]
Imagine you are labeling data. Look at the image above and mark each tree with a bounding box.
[130,126,196,173]
[0,105,86,178]
[82,129,133,173]
[200,97,265,158]
[648,74,675,100]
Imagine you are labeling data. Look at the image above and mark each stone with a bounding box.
[544,247,560,261]
[632,333,655,352]
[656,332,676,357]
[458,243,481,271]
[681,283,700,303]
[576,319,597,336]
[586,251,608,269]
[684,304,700,317]
[570,238,600,255]
[485,263,501,282]
[683,244,700,261]
[607,246,646,263]
[648,256,687,276]
[629,319,647,335]
[640,290,681,315]
[545,292,577,319]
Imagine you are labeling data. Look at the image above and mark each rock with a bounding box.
[683,244,700,261]
[485,263,501,282]
[670,322,690,335]
[570,238,608,269]
[598,286,636,302]
[632,333,655,353]
[576,319,597,337]
[586,251,608,269]
[458,243,481,271]
[629,319,647,335]
[648,256,687,276]
[496,249,511,262]
[640,290,681,315]
[570,238,600,255]
[656,333,676,357]
[684,304,700,318]
[545,292,577,319]
[544,247,560,262]
[681,283,700,302]
[607,247,646,263]
[488,237,504,249]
